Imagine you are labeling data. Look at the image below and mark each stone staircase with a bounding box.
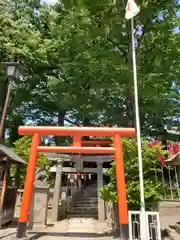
[159,200,180,240]
[161,221,180,240]
[67,185,98,219]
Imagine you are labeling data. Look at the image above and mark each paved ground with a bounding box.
[36,236,117,240]
[0,218,119,240]
[29,219,118,239]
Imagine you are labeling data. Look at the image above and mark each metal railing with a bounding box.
[128,211,161,240]
[155,165,180,200]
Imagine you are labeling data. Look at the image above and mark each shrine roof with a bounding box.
[166,152,180,165]
[0,144,26,165]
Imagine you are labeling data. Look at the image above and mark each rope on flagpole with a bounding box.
[131,17,147,240]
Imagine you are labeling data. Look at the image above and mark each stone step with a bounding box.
[73,202,97,206]
[83,191,97,193]
[165,228,180,240]
[84,194,97,196]
[79,197,97,200]
[69,218,97,223]
[175,223,180,235]
[73,203,97,206]
[68,186,99,219]
[76,200,97,203]
[86,192,97,194]
[71,208,97,211]
[68,215,98,219]
[71,205,97,211]
[70,206,97,209]
[67,214,98,218]
[72,207,98,210]
[69,208,97,212]
[68,211,98,215]
[75,197,97,200]
[69,211,98,216]
[74,201,97,203]
[79,195,97,198]
[80,195,97,197]
[79,195,97,199]
[76,198,98,203]
[78,196,97,198]
[67,216,98,219]
[73,203,97,207]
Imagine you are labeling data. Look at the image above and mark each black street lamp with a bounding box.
[0,62,21,142]
[5,62,20,79]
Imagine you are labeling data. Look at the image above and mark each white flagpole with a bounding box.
[131,17,147,239]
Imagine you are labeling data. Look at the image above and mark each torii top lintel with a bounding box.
[18,126,136,137]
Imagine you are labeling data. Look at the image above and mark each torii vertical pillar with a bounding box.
[114,134,129,239]
[17,133,40,238]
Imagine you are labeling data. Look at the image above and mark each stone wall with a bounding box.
[105,202,120,232]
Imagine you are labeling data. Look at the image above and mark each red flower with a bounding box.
[148,143,153,148]
[156,153,166,166]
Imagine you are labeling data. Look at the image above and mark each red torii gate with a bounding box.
[17,126,136,238]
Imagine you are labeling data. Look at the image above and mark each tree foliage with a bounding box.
[13,136,48,167]
[101,138,166,209]
[12,136,50,186]
[0,0,179,144]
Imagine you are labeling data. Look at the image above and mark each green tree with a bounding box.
[13,136,48,167]
[37,0,180,131]
[101,138,166,209]
[12,136,50,186]
[0,0,47,141]
[1,0,179,145]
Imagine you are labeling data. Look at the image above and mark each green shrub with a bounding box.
[101,138,166,210]
[12,136,51,187]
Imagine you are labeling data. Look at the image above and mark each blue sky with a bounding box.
[42,0,58,4]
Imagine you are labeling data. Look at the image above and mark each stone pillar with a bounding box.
[52,159,63,221]
[78,177,82,189]
[28,181,49,229]
[61,191,67,219]
[97,162,105,222]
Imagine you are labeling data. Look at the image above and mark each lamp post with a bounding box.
[0,62,20,142]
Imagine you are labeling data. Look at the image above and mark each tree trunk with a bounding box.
[54,111,66,145]
[8,114,24,144]
[82,118,91,140]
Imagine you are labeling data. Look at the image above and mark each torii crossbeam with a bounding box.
[17,126,136,238]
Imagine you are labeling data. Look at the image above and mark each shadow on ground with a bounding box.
[0,232,14,240]
[29,231,118,239]
[2,219,119,239]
